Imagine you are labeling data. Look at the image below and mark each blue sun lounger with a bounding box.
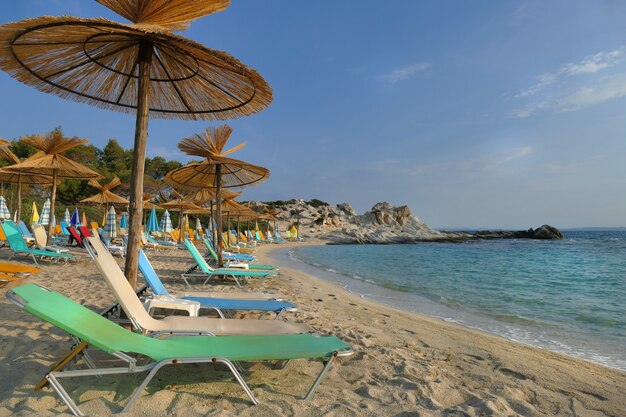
[139,250,295,318]
[182,239,273,286]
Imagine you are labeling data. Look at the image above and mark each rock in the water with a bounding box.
[530,225,564,240]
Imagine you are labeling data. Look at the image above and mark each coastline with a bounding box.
[256,240,626,416]
[270,239,626,372]
[0,243,624,416]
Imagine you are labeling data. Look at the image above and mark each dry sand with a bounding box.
[0,241,624,416]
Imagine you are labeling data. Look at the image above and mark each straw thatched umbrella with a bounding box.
[164,125,269,266]
[80,177,129,221]
[0,139,53,222]
[218,198,259,244]
[160,191,206,242]
[1,135,102,238]
[188,187,240,246]
[0,0,273,288]
[81,177,129,205]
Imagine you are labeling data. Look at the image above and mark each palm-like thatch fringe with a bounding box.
[178,125,245,157]
[0,138,53,184]
[22,135,88,155]
[88,176,122,192]
[96,0,230,31]
[188,186,240,203]
[1,135,102,179]
[0,16,272,121]
[0,138,21,164]
[81,177,129,205]
[165,124,269,189]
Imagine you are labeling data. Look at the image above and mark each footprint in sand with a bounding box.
[499,368,528,380]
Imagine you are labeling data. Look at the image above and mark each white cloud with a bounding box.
[494,146,533,165]
[562,49,622,75]
[512,73,626,117]
[378,62,430,84]
[516,47,623,98]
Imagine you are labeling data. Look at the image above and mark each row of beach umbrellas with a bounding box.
[0,0,273,288]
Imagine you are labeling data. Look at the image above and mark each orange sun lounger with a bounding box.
[0,262,41,286]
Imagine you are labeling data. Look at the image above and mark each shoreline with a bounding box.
[267,240,625,373]
[0,243,624,416]
[254,240,626,416]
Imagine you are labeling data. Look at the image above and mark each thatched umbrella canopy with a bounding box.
[160,190,206,242]
[80,176,129,223]
[143,193,159,210]
[219,198,260,243]
[1,134,102,238]
[0,139,54,222]
[164,125,269,265]
[81,177,129,205]
[0,0,273,288]
[186,187,240,243]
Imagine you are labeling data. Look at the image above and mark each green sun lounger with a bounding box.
[1,221,75,265]
[7,283,353,416]
[202,237,277,271]
[183,238,272,286]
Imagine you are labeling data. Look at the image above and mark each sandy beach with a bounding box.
[0,241,625,417]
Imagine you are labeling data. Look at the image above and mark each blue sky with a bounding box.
[2,1,626,228]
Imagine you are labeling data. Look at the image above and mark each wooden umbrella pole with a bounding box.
[16,175,22,223]
[226,211,230,246]
[179,203,184,242]
[125,40,153,290]
[237,215,240,244]
[215,164,223,267]
[209,201,215,248]
[47,169,58,242]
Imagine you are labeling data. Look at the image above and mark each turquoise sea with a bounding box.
[274,231,626,371]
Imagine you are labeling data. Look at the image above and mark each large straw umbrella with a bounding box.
[187,186,240,246]
[164,125,269,266]
[0,0,273,288]
[0,139,53,222]
[1,135,102,238]
[160,191,206,242]
[80,177,129,216]
[218,198,259,244]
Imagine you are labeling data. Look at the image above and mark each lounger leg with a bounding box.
[232,275,241,287]
[274,308,287,320]
[31,254,38,265]
[123,358,258,411]
[273,359,290,370]
[122,362,169,413]
[217,358,258,405]
[304,353,337,400]
[46,373,84,416]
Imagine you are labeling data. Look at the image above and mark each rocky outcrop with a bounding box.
[249,198,563,244]
[530,225,564,240]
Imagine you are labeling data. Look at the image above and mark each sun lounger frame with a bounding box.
[7,285,352,416]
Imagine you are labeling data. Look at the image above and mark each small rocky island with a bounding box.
[246,199,564,244]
